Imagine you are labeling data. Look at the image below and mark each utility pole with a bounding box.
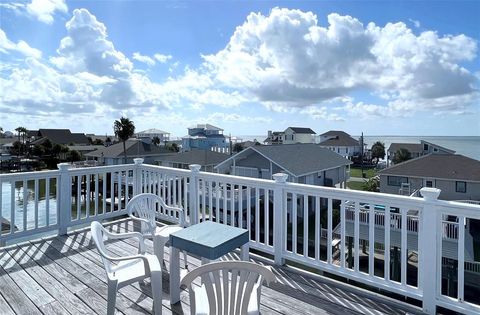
[360,132,364,178]
[229,133,233,155]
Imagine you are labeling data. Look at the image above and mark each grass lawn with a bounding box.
[350,167,376,178]
[347,181,365,191]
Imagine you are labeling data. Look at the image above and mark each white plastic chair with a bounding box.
[181,261,276,315]
[90,221,162,315]
[127,193,188,268]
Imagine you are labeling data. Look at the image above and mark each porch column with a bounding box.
[188,164,201,225]
[57,163,72,235]
[273,173,288,265]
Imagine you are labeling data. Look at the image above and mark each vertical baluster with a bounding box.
[110,172,114,213]
[284,192,289,253]
[215,181,220,222]
[223,183,228,224]
[369,204,375,276]
[95,174,99,217]
[173,174,177,206]
[255,187,260,242]
[34,179,39,228]
[102,173,106,214]
[457,215,465,302]
[162,173,166,200]
[292,193,297,254]
[23,179,27,231]
[177,175,181,207]
[124,171,129,206]
[340,200,346,268]
[208,181,213,222]
[168,174,172,206]
[384,205,391,281]
[265,189,270,245]
[117,172,121,211]
[183,176,188,215]
[238,185,243,229]
[202,180,206,221]
[401,207,407,286]
[303,195,308,257]
[327,198,333,264]
[86,174,90,217]
[247,187,251,239]
[354,202,360,272]
[77,175,81,220]
[45,178,50,226]
[230,183,235,226]
[10,181,15,234]
[315,196,320,261]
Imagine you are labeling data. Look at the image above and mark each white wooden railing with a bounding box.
[1,159,480,314]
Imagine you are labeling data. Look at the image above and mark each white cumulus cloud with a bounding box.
[132,52,156,66]
[0,29,42,58]
[154,53,173,63]
[27,0,67,24]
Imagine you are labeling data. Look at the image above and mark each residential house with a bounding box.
[318,130,361,157]
[136,128,170,143]
[283,127,316,144]
[378,154,480,201]
[85,138,171,165]
[215,143,352,188]
[181,124,228,153]
[67,145,105,159]
[387,140,455,165]
[264,127,316,145]
[156,149,229,172]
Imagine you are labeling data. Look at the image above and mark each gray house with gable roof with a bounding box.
[215,143,352,188]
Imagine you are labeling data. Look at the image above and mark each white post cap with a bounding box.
[420,187,441,201]
[189,164,201,172]
[133,158,144,165]
[57,163,71,171]
[272,173,288,183]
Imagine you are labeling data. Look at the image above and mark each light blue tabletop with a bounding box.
[170,221,249,260]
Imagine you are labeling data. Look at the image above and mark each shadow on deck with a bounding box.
[0,218,424,315]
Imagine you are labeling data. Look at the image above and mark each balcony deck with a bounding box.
[0,218,422,315]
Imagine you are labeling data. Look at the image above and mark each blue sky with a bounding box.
[0,0,479,137]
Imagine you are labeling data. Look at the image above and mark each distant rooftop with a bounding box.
[287,127,316,134]
[85,139,171,158]
[378,154,480,181]
[136,128,170,135]
[31,129,89,146]
[156,149,229,166]
[189,124,223,131]
[319,131,360,147]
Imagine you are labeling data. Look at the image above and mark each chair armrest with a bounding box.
[129,214,152,225]
[163,204,186,226]
[102,229,146,254]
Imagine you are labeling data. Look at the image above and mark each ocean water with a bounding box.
[238,135,480,161]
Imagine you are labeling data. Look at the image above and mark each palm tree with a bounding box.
[392,148,411,164]
[113,117,135,164]
[152,136,160,146]
[15,126,27,155]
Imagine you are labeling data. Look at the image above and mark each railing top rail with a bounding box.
[67,164,135,175]
[0,169,60,181]
[141,164,192,176]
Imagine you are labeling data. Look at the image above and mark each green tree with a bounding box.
[32,145,45,157]
[233,143,244,153]
[167,143,179,152]
[113,117,135,164]
[68,150,81,162]
[152,136,160,146]
[12,141,24,157]
[92,139,104,145]
[392,148,412,164]
[363,176,380,192]
[371,141,385,165]
[14,126,27,154]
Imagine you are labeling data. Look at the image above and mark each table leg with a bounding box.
[169,246,180,304]
[240,243,249,261]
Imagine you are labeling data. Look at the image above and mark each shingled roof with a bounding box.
[85,139,171,158]
[287,127,316,134]
[378,154,480,181]
[156,149,229,166]
[216,143,352,177]
[387,143,423,153]
[319,131,360,147]
[32,129,89,145]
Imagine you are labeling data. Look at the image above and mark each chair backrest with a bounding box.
[181,261,276,315]
[127,193,159,235]
[90,221,115,274]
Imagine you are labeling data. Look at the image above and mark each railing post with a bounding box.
[419,187,441,315]
[273,173,288,265]
[133,158,144,196]
[57,163,71,235]
[188,164,201,225]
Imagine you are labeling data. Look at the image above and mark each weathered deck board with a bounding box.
[0,218,424,315]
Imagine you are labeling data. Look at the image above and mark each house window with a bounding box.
[456,181,466,193]
[433,148,438,152]
[426,180,433,187]
[387,176,409,187]
[423,143,429,151]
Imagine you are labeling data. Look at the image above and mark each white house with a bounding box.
[264,127,316,145]
[317,130,361,157]
[136,128,170,143]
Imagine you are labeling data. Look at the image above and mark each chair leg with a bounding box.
[154,237,165,266]
[107,281,118,315]
[183,250,188,270]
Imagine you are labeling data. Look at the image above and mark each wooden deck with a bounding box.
[0,218,423,315]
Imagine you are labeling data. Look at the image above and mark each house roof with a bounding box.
[319,131,360,147]
[189,124,223,131]
[216,143,352,177]
[34,129,89,145]
[85,139,171,158]
[420,140,455,154]
[136,129,170,135]
[286,127,316,134]
[156,149,229,166]
[387,143,423,153]
[378,154,480,182]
